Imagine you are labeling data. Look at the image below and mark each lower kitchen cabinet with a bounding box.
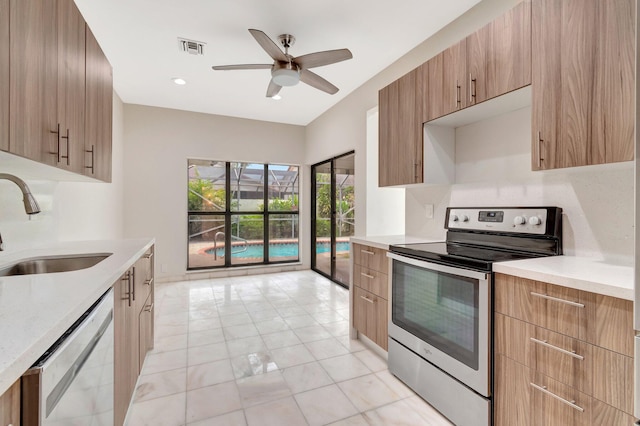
[114,246,155,426]
[0,379,20,426]
[494,273,636,425]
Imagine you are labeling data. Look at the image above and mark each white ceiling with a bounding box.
[74,0,481,126]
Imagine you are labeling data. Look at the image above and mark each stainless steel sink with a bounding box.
[0,253,112,276]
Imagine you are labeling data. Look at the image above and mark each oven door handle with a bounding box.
[387,252,489,281]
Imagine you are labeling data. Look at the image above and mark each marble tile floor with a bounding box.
[126,270,452,426]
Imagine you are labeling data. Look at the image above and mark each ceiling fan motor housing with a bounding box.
[271,61,300,86]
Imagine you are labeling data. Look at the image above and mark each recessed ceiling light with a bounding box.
[172,78,187,85]
[271,95,282,100]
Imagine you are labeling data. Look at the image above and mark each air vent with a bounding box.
[178,38,206,55]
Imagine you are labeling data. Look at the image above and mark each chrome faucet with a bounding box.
[0,174,41,251]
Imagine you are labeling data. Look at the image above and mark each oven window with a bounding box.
[392,260,479,370]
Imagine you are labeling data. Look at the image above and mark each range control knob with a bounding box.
[451,214,459,222]
[460,214,469,222]
[529,216,542,226]
[513,216,526,225]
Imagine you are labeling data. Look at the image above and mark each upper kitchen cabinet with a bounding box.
[467,0,531,106]
[56,0,87,175]
[378,67,424,187]
[0,0,8,152]
[424,39,467,122]
[9,0,58,162]
[532,0,635,170]
[85,26,113,182]
[3,0,113,182]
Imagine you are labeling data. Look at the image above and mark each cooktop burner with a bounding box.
[389,207,563,272]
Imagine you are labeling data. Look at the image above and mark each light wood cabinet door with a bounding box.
[0,0,8,152]
[353,243,388,275]
[532,0,634,170]
[353,265,387,299]
[494,354,532,426]
[353,286,388,350]
[55,0,86,174]
[85,26,113,182]
[0,379,20,426]
[114,269,138,426]
[378,68,423,187]
[468,1,531,106]
[424,39,467,122]
[139,290,154,371]
[9,0,58,162]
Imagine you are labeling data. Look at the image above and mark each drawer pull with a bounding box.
[361,249,375,255]
[360,295,375,304]
[530,292,584,308]
[144,303,154,312]
[530,382,584,412]
[145,277,154,286]
[530,337,584,360]
[144,252,154,260]
[360,272,375,279]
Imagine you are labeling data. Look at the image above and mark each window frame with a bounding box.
[187,160,300,270]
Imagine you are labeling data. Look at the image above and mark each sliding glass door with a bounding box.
[311,152,355,287]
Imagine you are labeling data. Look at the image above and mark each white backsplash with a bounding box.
[405,107,635,263]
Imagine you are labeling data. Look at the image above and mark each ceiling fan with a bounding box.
[212,29,353,97]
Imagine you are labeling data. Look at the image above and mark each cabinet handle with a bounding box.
[132,267,136,301]
[60,128,70,165]
[537,131,544,168]
[529,383,584,412]
[144,252,154,260]
[530,292,584,308]
[361,249,374,255]
[414,162,421,180]
[455,80,461,108]
[469,73,476,103]
[50,123,61,163]
[360,272,375,279]
[145,277,154,286]
[360,295,375,304]
[85,145,95,174]
[122,272,132,307]
[144,302,154,312]
[529,337,584,360]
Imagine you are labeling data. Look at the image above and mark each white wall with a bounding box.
[365,108,405,235]
[405,107,635,262]
[122,104,306,281]
[0,93,125,252]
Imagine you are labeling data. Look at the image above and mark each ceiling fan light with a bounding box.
[271,68,300,86]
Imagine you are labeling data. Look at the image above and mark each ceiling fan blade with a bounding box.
[212,64,272,71]
[266,80,282,98]
[300,70,339,95]
[294,49,353,69]
[249,29,288,62]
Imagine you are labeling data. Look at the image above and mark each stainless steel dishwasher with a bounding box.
[22,288,114,425]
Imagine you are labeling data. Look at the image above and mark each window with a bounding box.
[188,160,299,269]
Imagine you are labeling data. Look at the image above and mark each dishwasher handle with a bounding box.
[45,308,113,416]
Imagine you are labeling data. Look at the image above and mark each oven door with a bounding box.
[387,252,491,397]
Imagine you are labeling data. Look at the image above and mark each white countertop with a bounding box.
[350,235,442,250]
[493,256,634,301]
[0,238,154,395]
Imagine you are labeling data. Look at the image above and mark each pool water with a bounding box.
[206,241,350,258]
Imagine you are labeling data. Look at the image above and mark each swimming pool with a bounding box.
[205,241,350,258]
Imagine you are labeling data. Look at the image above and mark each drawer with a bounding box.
[353,286,388,350]
[495,314,634,415]
[530,370,593,426]
[495,273,633,356]
[353,264,388,299]
[495,314,591,394]
[353,243,388,274]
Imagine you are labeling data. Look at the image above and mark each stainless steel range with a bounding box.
[387,207,562,426]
